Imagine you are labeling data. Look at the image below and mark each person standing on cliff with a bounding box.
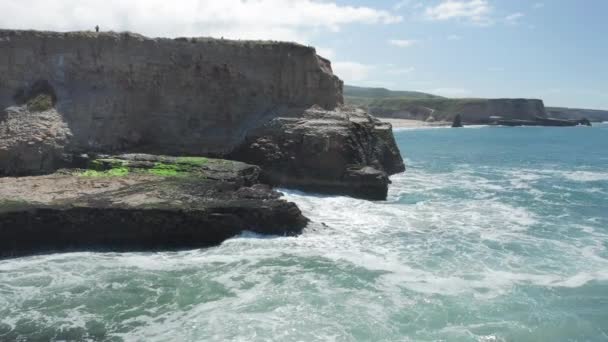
[95,25,99,33]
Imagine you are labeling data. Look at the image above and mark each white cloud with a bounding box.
[388,39,418,47]
[447,34,463,40]
[0,0,402,43]
[505,12,524,25]
[332,62,375,83]
[425,0,492,25]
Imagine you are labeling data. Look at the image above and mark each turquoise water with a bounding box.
[1,124,608,341]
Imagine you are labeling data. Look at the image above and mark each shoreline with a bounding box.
[379,118,451,129]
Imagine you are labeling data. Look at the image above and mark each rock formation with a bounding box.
[230,106,404,200]
[0,29,403,200]
[451,114,463,128]
[0,155,307,258]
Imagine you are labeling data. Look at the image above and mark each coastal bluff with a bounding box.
[362,98,547,124]
[0,29,404,200]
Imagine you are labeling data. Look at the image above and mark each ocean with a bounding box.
[1,124,607,341]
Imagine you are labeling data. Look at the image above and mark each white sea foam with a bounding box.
[559,170,608,182]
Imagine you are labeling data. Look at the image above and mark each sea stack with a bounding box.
[452,114,463,128]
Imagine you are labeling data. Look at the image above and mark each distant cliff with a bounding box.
[546,107,608,122]
[344,85,443,108]
[344,85,608,125]
[359,98,546,123]
[344,85,547,123]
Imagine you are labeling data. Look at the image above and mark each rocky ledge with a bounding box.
[0,155,307,258]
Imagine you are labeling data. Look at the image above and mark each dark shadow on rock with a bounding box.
[13,79,57,106]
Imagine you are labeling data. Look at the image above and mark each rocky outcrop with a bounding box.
[0,29,404,200]
[0,80,73,175]
[0,155,307,258]
[230,106,405,200]
[451,114,463,128]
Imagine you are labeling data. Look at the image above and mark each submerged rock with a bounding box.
[0,155,308,258]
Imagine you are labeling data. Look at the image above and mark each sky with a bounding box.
[1,0,607,109]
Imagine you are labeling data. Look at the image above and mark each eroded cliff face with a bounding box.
[0,30,342,155]
[0,30,403,200]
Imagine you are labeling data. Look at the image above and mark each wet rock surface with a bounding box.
[0,155,308,258]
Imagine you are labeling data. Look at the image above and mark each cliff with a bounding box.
[546,107,608,122]
[0,30,341,155]
[0,30,404,200]
[356,98,547,124]
[343,85,550,124]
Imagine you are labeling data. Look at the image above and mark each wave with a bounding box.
[558,170,608,182]
[393,126,451,132]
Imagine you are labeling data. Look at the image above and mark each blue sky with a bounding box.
[318,0,608,109]
[3,0,607,109]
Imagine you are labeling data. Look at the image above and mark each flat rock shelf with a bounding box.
[0,154,308,258]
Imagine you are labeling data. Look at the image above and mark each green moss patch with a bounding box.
[148,163,182,176]
[76,155,214,178]
[27,94,54,112]
[79,167,130,178]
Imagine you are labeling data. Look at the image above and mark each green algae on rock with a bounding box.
[76,155,224,178]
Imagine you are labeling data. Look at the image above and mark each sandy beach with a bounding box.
[379,118,451,128]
